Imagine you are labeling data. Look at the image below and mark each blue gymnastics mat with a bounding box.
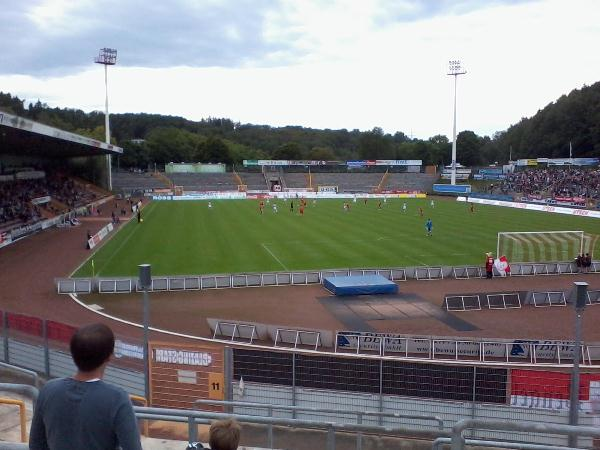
[322,275,398,296]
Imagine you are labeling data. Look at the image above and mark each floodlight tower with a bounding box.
[94,48,117,191]
[447,60,466,185]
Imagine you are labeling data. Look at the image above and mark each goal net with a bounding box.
[497,231,596,263]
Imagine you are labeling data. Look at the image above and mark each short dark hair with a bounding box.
[70,323,115,372]
[209,419,241,450]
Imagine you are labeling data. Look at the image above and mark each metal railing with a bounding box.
[449,419,600,450]
[195,398,444,450]
[432,437,585,450]
[56,259,596,294]
[0,362,40,388]
[134,405,449,450]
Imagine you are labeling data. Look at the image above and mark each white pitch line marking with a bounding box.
[261,243,289,271]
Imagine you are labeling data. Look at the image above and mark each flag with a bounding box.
[237,376,245,397]
[494,255,510,276]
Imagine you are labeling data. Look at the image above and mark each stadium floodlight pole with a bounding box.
[568,281,588,448]
[138,264,152,402]
[94,48,117,191]
[447,60,467,185]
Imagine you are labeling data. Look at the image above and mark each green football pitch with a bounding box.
[73,198,600,277]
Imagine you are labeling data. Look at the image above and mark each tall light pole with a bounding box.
[138,264,152,402]
[447,60,466,185]
[94,48,117,191]
[568,281,588,447]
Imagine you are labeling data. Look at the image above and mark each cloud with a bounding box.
[1,0,537,76]
[1,0,599,139]
[0,0,290,76]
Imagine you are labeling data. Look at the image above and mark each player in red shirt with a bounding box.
[259,201,264,214]
[299,204,305,215]
[485,252,494,278]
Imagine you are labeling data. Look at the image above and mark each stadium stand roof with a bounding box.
[0,110,123,158]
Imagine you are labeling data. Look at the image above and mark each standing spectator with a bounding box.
[485,252,494,279]
[576,254,583,273]
[29,323,142,450]
[584,253,592,273]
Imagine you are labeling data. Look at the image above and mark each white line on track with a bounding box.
[261,243,289,271]
[94,203,158,276]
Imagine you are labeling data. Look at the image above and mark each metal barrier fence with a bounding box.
[2,309,600,447]
[231,348,600,447]
[55,260,599,294]
[0,312,144,397]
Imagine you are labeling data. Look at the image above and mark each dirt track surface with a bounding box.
[1,199,600,344]
[81,273,600,342]
[0,199,151,341]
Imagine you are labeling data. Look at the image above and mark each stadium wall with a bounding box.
[3,308,599,447]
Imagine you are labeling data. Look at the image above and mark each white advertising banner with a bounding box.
[458,197,600,219]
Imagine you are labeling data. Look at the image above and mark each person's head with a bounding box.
[70,323,115,373]
[209,419,241,450]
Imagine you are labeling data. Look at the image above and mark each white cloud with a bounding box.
[1,0,599,139]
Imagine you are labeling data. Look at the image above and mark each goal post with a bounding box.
[497,231,587,263]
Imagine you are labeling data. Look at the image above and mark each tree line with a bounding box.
[2,81,599,169]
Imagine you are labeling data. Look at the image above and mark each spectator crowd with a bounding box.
[500,167,600,199]
[0,171,99,230]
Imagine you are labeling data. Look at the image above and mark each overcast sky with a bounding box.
[1,0,599,139]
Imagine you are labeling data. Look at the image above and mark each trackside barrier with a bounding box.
[445,293,522,311]
[532,291,567,307]
[98,279,132,293]
[56,279,91,294]
[486,293,521,309]
[55,260,597,294]
[133,405,449,449]
[449,419,600,450]
[273,329,322,350]
[444,295,481,311]
[213,322,258,344]
[453,266,483,279]
[587,290,600,305]
[195,399,444,450]
[558,262,577,275]
[415,267,444,280]
[333,332,600,364]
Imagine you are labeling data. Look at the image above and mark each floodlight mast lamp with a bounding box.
[447,60,466,185]
[94,48,117,191]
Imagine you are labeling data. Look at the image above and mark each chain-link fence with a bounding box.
[0,310,144,396]
[231,348,600,447]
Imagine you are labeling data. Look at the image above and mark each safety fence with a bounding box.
[0,311,144,397]
[230,349,600,447]
[2,309,600,447]
[55,260,599,294]
[444,289,600,311]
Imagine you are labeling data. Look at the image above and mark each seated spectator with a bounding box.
[209,419,241,450]
[186,419,241,450]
